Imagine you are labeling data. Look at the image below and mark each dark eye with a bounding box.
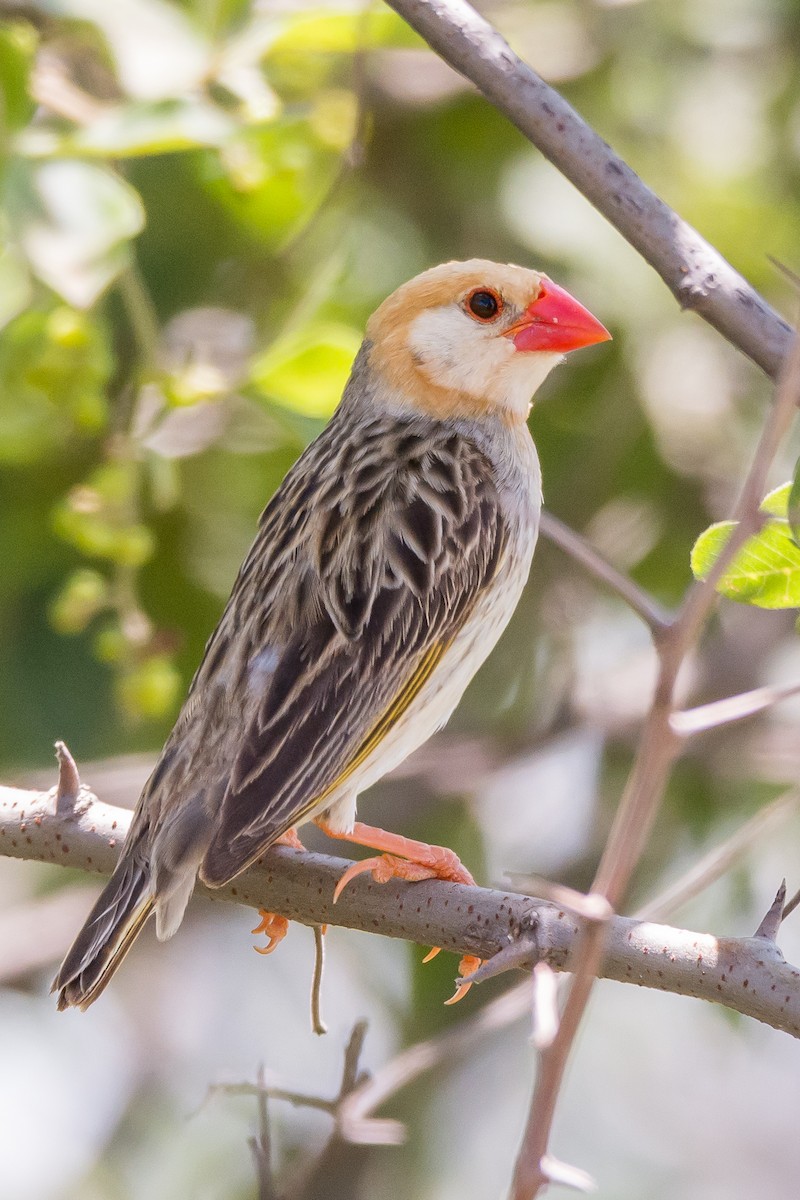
[467,289,502,321]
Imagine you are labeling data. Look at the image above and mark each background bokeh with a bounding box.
[2,0,800,1196]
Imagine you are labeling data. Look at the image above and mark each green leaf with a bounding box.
[789,459,800,548]
[760,483,791,518]
[268,8,413,56]
[264,9,416,98]
[250,322,360,418]
[117,654,181,722]
[49,568,109,635]
[0,24,36,134]
[5,159,144,307]
[0,246,32,330]
[20,100,238,160]
[690,519,800,609]
[205,119,339,247]
[0,305,113,462]
[45,0,211,101]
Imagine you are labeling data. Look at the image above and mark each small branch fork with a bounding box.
[210,1021,370,1197]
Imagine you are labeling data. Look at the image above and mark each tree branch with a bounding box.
[671,680,800,737]
[538,511,672,636]
[505,322,800,1196]
[384,0,792,379]
[3,782,800,1039]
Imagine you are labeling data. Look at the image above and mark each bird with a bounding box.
[53,259,610,1010]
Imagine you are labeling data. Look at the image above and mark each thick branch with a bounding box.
[3,783,800,1037]
[385,0,791,378]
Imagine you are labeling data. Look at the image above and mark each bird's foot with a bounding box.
[422,947,482,1005]
[274,826,305,852]
[252,910,290,955]
[251,827,304,955]
[318,818,482,1003]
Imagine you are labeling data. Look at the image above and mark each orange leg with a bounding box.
[252,827,305,955]
[317,818,481,1003]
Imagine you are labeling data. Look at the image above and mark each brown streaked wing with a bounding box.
[200,416,507,887]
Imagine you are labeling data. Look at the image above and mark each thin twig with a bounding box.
[210,1081,335,1116]
[338,983,531,1143]
[510,897,611,1199]
[595,329,800,908]
[336,787,799,1154]
[117,261,161,376]
[782,886,800,922]
[667,328,800,671]
[671,681,800,737]
[638,788,800,923]
[539,511,672,636]
[248,1064,278,1200]
[338,1020,369,1097]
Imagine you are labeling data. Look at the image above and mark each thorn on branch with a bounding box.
[506,873,613,925]
[248,1064,277,1200]
[540,1154,597,1194]
[54,740,80,813]
[530,962,560,1050]
[754,880,787,941]
[339,1020,369,1097]
[457,924,539,987]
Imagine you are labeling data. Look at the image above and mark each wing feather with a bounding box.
[200,413,507,886]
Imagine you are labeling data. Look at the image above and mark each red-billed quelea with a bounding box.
[54,260,610,1009]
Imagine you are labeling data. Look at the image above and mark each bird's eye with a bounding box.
[466,288,502,322]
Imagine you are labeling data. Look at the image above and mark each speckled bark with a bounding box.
[3,783,799,1036]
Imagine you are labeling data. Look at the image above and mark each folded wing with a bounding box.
[201,417,507,886]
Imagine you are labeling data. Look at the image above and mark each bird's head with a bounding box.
[366,259,610,425]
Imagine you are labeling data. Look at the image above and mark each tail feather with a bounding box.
[52,856,154,1011]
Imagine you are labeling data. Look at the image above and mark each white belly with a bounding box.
[317,517,538,833]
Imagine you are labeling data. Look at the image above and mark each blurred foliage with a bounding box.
[2,1,800,1198]
[2,0,795,746]
[0,0,419,736]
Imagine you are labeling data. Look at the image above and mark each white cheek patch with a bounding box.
[409,306,563,418]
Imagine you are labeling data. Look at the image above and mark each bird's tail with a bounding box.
[52,853,154,1011]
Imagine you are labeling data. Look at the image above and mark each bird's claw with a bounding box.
[327,829,480,1003]
[252,910,290,955]
[422,947,481,1004]
[444,954,482,1004]
[333,852,440,902]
